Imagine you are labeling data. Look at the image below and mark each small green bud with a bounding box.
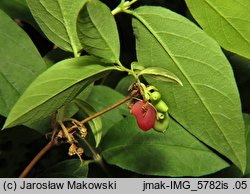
[146,85,158,92]
[150,91,161,102]
[154,112,170,132]
[154,100,168,113]
[157,112,165,120]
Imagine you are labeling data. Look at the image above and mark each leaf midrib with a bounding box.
[56,1,80,54]
[6,66,114,127]
[86,2,119,63]
[38,1,69,41]
[132,11,242,169]
[0,71,20,95]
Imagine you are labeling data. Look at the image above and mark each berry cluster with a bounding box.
[130,84,170,132]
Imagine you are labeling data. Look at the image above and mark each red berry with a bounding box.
[130,101,156,131]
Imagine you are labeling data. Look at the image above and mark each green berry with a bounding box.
[153,112,170,132]
[157,112,165,120]
[154,100,168,113]
[150,91,161,102]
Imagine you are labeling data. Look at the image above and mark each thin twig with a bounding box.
[80,90,138,125]
[19,140,56,178]
[81,138,99,160]
[81,137,110,177]
[19,90,138,178]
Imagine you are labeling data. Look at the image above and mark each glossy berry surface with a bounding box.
[130,101,156,131]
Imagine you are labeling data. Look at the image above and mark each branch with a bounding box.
[19,89,138,178]
[80,89,138,125]
[19,140,56,178]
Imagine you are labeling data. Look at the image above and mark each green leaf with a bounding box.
[131,62,145,71]
[3,56,115,131]
[64,102,79,119]
[44,49,94,102]
[205,165,242,178]
[76,83,94,101]
[43,48,73,68]
[40,159,89,178]
[26,102,80,134]
[74,99,102,147]
[0,10,46,117]
[132,6,246,172]
[185,0,250,59]
[86,86,128,135]
[77,0,120,63]
[26,0,86,54]
[0,0,40,31]
[115,75,134,96]
[138,67,183,86]
[101,116,229,177]
[244,114,250,175]
[244,114,250,138]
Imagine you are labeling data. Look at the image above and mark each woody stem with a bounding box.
[80,90,138,125]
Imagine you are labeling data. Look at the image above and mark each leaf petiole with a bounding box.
[111,0,139,15]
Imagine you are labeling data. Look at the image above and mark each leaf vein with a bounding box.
[133,11,241,166]
[204,0,250,46]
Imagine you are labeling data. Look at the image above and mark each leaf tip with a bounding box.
[95,142,100,148]
[2,118,17,130]
[2,122,10,130]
